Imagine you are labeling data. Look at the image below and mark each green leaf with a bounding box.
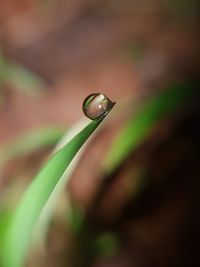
[0,119,104,267]
[0,127,65,168]
[7,63,45,97]
[0,50,45,97]
[104,84,194,173]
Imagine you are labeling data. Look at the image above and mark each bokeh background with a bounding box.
[0,1,200,267]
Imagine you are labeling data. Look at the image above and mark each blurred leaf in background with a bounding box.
[0,50,45,98]
[0,126,65,169]
[104,83,196,174]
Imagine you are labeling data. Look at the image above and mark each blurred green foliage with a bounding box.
[104,83,194,174]
[0,126,65,168]
[0,50,45,98]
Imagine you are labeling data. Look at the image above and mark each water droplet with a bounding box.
[82,93,115,120]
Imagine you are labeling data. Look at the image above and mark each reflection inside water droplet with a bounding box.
[82,93,115,120]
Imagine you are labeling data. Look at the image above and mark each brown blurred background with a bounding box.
[0,1,200,267]
[0,0,199,141]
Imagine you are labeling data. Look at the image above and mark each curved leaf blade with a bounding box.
[1,119,102,267]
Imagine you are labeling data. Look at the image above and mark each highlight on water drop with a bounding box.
[82,93,115,120]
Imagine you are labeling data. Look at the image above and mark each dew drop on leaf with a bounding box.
[82,93,115,120]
